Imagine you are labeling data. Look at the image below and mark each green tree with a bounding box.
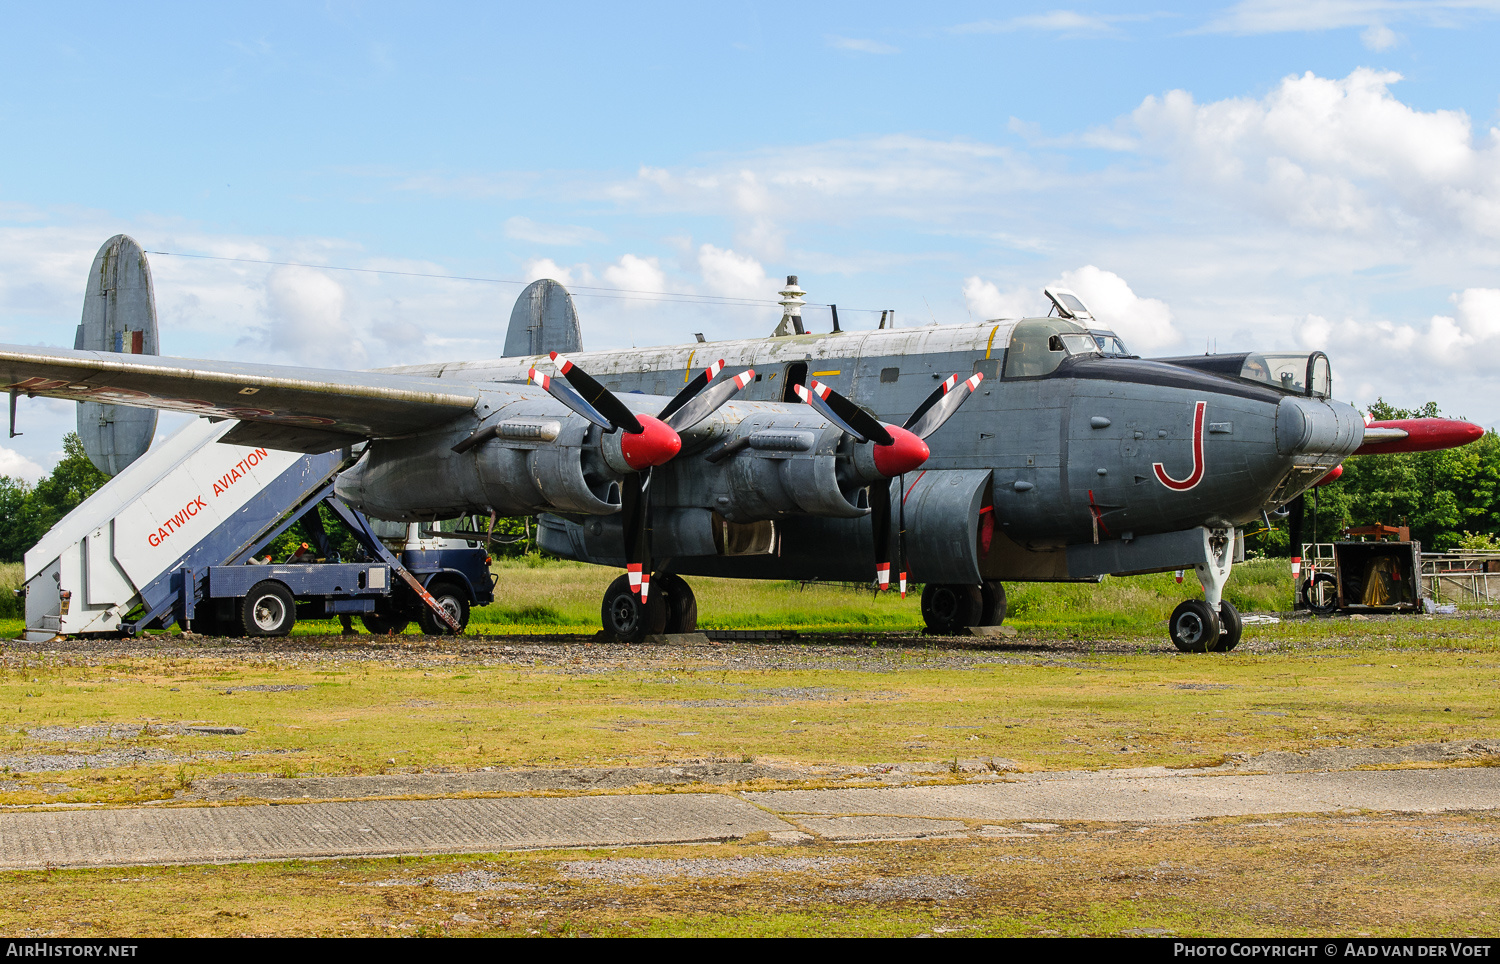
[29,433,111,533]
[0,433,112,563]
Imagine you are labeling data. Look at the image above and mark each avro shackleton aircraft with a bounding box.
[1,237,1483,650]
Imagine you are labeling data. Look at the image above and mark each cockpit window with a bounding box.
[1239,352,1333,398]
[1003,318,1100,378]
[1089,331,1132,357]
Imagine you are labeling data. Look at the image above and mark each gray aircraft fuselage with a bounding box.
[357,316,1364,587]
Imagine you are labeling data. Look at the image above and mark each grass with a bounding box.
[0,553,1496,937]
[0,621,1497,806]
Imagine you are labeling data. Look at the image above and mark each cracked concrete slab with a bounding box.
[0,793,790,869]
[2,746,1498,869]
[747,767,1500,823]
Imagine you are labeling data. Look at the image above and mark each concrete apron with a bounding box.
[3,765,1500,869]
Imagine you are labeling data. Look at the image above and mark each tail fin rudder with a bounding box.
[75,234,159,476]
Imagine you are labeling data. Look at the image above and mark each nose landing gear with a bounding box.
[1169,527,1243,653]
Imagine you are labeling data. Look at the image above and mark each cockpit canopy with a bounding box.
[1153,350,1334,398]
[1237,352,1332,398]
[1004,318,1121,378]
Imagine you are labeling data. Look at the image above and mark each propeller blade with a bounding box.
[621,472,649,596]
[663,368,755,434]
[795,380,894,446]
[551,352,644,435]
[897,473,909,598]
[904,372,984,440]
[904,374,959,434]
[795,379,929,477]
[529,367,612,430]
[870,477,892,591]
[657,358,724,423]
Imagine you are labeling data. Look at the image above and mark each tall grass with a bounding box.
[466,554,1299,636]
[0,563,21,620]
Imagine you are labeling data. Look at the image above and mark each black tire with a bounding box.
[657,573,698,634]
[361,613,409,636]
[1214,600,1243,652]
[979,581,1007,626]
[417,580,470,636]
[239,581,296,637]
[921,583,984,634]
[601,573,667,643]
[1301,573,1338,615]
[1169,599,1221,653]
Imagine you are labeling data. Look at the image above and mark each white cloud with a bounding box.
[1201,0,1500,35]
[962,277,1035,320]
[1053,266,1180,351]
[1361,22,1399,48]
[524,258,575,287]
[0,446,46,483]
[602,254,667,304]
[248,265,368,365]
[503,216,606,246]
[827,36,899,54]
[697,244,770,300]
[952,10,1135,34]
[1126,69,1500,242]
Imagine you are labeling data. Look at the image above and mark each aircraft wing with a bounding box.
[0,345,484,452]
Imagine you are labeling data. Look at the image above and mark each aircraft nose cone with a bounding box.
[619,414,682,470]
[872,425,930,477]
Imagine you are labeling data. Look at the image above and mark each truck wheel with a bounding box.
[921,583,983,634]
[657,573,698,634]
[417,581,470,635]
[601,574,667,643]
[1169,599,1220,653]
[361,613,409,636]
[1301,573,1338,615]
[240,581,296,637]
[979,581,1007,626]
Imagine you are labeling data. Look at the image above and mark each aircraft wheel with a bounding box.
[657,573,698,634]
[1169,599,1220,653]
[240,581,296,637]
[417,580,470,635]
[1214,600,1243,652]
[1301,573,1338,615]
[979,581,1007,626]
[921,583,983,634]
[362,613,409,636]
[601,574,667,643]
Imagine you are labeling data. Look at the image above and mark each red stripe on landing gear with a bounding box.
[1152,400,1208,492]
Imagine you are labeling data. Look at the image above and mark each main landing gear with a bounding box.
[601,572,698,643]
[920,581,1007,634]
[1169,527,1243,653]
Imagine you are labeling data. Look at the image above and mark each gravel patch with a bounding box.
[25,724,245,741]
[430,871,533,893]
[825,874,973,903]
[560,855,851,883]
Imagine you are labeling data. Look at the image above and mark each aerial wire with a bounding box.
[146,251,888,314]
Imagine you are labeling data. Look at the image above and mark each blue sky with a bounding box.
[3,1,1500,474]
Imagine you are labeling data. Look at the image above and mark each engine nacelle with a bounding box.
[694,407,869,522]
[335,391,621,521]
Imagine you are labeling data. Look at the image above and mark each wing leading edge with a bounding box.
[0,345,483,453]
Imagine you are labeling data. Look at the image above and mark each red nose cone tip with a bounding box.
[620,414,682,470]
[872,426,930,477]
[1314,464,1344,486]
[1359,418,1485,455]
